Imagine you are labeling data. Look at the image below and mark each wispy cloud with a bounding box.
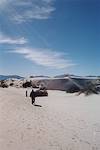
[0,33,27,44]
[10,47,75,69]
[0,0,55,23]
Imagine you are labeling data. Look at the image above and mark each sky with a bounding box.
[0,0,100,76]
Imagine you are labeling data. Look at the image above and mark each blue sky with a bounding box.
[0,0,100,76]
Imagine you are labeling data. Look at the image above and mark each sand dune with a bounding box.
[0,87,100,150]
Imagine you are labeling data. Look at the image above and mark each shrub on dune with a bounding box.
[77,81,98,96]
[0,80,8,88]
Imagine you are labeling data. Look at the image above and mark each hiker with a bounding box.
[26,90,28,97]
[30,89,36,105]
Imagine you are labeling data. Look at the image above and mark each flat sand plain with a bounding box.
[0,87,100,150]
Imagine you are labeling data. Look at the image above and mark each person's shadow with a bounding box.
[34,104,42,107]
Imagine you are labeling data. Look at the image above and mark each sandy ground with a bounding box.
[0,87,100,150]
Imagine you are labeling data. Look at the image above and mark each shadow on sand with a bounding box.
[34,104,42,107]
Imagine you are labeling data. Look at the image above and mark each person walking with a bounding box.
[26,90,28,97]
[30,89,36,105]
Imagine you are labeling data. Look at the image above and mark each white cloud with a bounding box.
[0,33,27,44]
[11,47,75,69]
[0,0,55,23]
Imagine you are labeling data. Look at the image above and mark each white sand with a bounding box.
[0,87,100,150]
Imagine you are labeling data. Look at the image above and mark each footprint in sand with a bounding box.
[92,146,98,150]
[9,140,14,144]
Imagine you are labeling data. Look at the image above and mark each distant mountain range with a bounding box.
[0,75,24,80]
[29,75,50,78]
[54,74,100,78]
[54,74,76,78]
[54,74,100,79]
[0,74,99,81]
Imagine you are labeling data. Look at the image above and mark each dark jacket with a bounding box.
[30,90,35,99]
